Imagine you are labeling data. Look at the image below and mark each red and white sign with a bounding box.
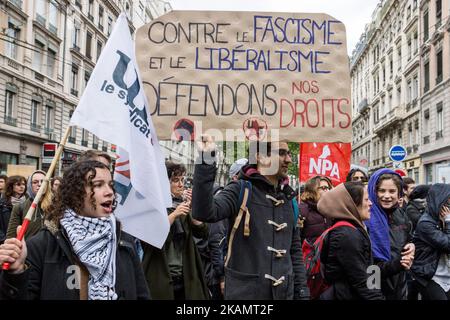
[299,142,351,186]
[42,143,58,164]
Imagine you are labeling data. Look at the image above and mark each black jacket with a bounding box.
[192,163,309,300]
[411,184,450,287]
[208,219,228,284]
[321,220,384,300]
[0,198,12,243]
[0,220,150,300]
[299,200,332,244]
[406,199,427,231]
[374,206,413,300]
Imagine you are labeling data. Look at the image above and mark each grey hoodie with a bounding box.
[26,170,46,199]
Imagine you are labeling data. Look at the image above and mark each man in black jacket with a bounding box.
[405,185,430,231]
[192,137,309,300]
[411,184,450,300]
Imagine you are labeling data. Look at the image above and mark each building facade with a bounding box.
[350,0,449,183]
[419,0,450,184]
[0,0,171,175]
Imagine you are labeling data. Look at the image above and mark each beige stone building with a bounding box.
[0,0,171,175]
[351,0,448,183]
[419,0,450,184]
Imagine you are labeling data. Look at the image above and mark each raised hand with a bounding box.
[0,226,27,273]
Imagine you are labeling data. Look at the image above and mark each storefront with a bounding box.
[0,135,41,175]
[422,146,450,184]
[60,149,81,174]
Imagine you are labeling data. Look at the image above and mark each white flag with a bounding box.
[70,13,171,248]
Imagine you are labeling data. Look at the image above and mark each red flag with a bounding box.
[299,143,351,186]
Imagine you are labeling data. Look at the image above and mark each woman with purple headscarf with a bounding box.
[366,168,415,300]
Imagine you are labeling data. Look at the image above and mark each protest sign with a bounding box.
[136,11,352,142]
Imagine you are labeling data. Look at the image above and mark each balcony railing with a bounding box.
[436,74,443,84]
[68,136,76,144]
[81,140,88,147]
[4,115,17,126]
[36,14,46,27]
[44,127,54,135]
[70,88,78,97]
[423,135,430,144]
[48,24,57,35]
[30,123,41,132]
[102,146,108,152]
[35,72,44,82]
[92,143,98,150]
[436,130,443,140]
[8,0,22,8]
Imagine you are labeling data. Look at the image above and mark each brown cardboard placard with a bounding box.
[136,11,351,142]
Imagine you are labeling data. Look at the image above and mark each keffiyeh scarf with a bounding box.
[60,209,117,300]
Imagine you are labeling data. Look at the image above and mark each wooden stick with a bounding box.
[2,126,71,270]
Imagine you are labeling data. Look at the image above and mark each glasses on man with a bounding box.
[352,176,367,182]
[273,149,292,157]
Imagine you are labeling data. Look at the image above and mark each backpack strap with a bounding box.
[238,180,252,237]
[314,221,356,250]
[225,180,251,267]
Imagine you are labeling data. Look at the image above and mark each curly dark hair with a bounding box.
[47,160,116,223]
[166,161,186,180]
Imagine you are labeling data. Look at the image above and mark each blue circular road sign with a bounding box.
[389,145,407,162]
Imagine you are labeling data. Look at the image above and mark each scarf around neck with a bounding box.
[60,209,117,300]
[10,195,26,206]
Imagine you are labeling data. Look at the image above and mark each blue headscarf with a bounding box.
[365,168,403,261]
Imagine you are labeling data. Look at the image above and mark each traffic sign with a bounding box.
[389,145,407,162]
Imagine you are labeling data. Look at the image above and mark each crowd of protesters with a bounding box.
[0,143,449,301]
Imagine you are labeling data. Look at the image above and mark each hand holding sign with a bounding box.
[197,135,217,164]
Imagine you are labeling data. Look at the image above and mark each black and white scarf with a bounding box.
[60,209,118,300]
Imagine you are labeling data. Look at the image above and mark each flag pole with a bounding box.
[2,126,72,270]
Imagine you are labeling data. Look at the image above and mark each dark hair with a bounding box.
[79,150,112,165]
[47,160,115,223]
[248,141,272,165]
[301,175,333,203]
[376,173,403,196]
[344,181,365,207]
[0,174,7,183]
[4,175,27,206]
[402,177,415,191]
[346,168,368,182]
[166,161,186,180]
[409,184,430,200]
